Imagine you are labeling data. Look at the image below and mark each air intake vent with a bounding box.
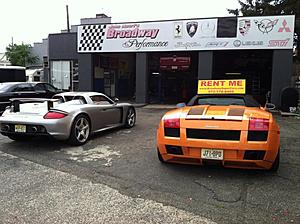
[164,128,180,137]
[247,131,268,141]
[228,108,244,116]
[186,129,240,140]
[188,107,204,115]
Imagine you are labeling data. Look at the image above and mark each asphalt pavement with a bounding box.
[0,107,299,224]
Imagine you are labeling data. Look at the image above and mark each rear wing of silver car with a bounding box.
[9,98,59,112]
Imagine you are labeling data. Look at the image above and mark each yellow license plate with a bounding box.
[201,149,223,160]
[15,125,26,133]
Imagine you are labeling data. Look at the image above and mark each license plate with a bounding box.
[15,125,26,133]
[201,149,223,160]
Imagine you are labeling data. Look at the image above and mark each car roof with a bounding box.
[0,82,47,85]
[55,92,107,97]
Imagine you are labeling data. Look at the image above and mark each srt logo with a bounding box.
[254,19,278,34]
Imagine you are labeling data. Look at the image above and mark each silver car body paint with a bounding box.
[0,92,134,140]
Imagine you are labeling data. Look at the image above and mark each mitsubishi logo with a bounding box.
[278,19,291,32]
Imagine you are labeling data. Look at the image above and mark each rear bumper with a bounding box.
[0,116,72,140]
[157,129,280,170]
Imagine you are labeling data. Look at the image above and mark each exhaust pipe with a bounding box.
[32,126,37,133]
[3,125,10,132]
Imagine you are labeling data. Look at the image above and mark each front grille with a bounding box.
[186,129,241,140]
[165,145,183,155]
[170,157,201,164]
[247,131,268,141]
[244,150,266,160]
[224,161,257,167]
[164,128,180,137]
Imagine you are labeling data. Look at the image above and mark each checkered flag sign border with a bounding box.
[78,24,107,52]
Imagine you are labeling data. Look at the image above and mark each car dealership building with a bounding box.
[75,14,295,106]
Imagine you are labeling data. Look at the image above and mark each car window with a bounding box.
[191,97,245,106]
[64,95,76,101]
[0,83,15,92]
[44,83,57,92]
[52,95,64,103]
[12,84,34,92]
[90,95,113,105]
[73,95,87,104]
[34,83,46,91]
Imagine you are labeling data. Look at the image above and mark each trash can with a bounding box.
[281,87,299,112]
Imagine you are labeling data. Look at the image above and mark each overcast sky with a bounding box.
[0,0,239,52]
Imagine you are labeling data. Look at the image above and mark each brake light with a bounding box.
[164,118,180,128]
[249,118,269,131]
[44,111,67,119]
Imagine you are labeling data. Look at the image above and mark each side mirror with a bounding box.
[114,97,119,103]
[265,103,276,111]
[176,102,186,108]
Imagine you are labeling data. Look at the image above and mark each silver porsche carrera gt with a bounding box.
[0,92,136,145]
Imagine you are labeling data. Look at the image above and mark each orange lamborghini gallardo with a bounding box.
[156,95,280,171]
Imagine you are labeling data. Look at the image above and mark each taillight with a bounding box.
[249,118,269,131]
[164,118,180,128]
[44,111,67,119]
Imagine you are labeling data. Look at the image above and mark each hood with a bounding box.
[164,105,270,121]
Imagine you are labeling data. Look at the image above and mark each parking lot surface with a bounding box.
[0,107,299,224]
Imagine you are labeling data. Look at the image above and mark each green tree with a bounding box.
[228,0,299,59]
[5,43,38,67]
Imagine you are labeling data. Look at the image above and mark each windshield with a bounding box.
[0,83,15,92]
[189,96,246,106]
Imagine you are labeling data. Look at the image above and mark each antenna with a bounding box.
[66,5,70,33]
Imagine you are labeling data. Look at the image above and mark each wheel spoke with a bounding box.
[73,117,90,143]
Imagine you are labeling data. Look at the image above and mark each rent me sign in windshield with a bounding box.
[198,80,246,94]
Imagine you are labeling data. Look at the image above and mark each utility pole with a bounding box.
[66,5,70,33]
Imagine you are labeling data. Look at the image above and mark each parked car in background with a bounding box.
[0,82,62,113]
[0,92,136,145]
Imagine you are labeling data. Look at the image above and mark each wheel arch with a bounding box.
[69,112,92,138]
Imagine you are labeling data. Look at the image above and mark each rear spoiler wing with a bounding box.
[9,98,59,112]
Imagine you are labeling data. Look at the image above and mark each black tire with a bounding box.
[124,107,136,128]
[269,150,280,172]
[7,134,31,142]
[157,149,166,163]
[68,114,90,146]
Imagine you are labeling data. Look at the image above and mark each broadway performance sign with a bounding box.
[78,15,295,53]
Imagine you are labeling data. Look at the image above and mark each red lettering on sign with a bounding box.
[200,81,207,86]
[229,80,236,86]
[229,80,243,86]
[213,81,220,86]
[207,81,212,86]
